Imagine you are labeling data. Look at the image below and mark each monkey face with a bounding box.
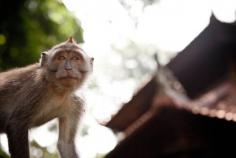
[51,51,89,77]
[49,50,93,88]
[41,38,93,88]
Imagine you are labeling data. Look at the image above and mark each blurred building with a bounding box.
[105,14,236,158]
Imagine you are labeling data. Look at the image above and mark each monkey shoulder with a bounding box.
[0,64,40,87]
[0,64,42,106]
[0,64,39,78]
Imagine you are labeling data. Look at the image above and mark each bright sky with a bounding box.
[1,0,236,158]
[61,0,236,157]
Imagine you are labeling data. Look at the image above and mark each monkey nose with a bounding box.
[65,67,72,71]
[64,61,73,70]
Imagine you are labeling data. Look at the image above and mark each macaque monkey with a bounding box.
[0,37,93,158]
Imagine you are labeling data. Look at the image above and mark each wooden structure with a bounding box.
[105,15,236,158]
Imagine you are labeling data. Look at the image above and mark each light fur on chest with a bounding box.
[31,96,69,127]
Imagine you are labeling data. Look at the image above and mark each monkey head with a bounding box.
[40,37,94,89]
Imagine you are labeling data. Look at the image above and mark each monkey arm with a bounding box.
[57,97,83,158]
[6,123,29,158]
[57,114,80,158]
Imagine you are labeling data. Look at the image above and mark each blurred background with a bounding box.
[0,0,236,158]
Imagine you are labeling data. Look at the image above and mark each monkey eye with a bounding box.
[57,56,66,60]
[71,56,81,60]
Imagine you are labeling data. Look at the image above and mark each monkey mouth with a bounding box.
[59,76,78,80]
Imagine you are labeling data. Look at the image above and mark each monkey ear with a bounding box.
[90,57,94,65]
[67,37,77,44]
[90,57,94,71]
[39,52,48,67]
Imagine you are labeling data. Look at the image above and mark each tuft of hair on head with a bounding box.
[67,37,77,44]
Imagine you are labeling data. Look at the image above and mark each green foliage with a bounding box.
[0,148,9,158]
[0,0,83,70]
[96,154,105,158]
[30,140,58,158]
